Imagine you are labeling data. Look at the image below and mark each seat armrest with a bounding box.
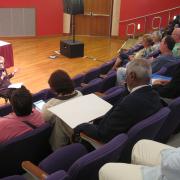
[99,74,108,79]
[94,92,105,97]
[22,161,48,180]
[80,132,104,149]
[81,83,88,87]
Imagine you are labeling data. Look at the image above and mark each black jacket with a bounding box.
[98,86,162,142]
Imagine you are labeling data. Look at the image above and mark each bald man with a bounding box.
[172,28,180,57]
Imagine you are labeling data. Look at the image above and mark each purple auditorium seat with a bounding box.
[80,78,103,95]
[32,88,56,102]
[83,68,101,83]
[39,143,88,174]
[100,71,116,92]
[23,134,128,180]
[66,134,128,180]
[72,74,85,87]
[46,171,70,180]
[156,60,180,76]
[1,172,70,180]
[120,107,170,162]
[0,123,52,178]
[102,86,126,105]
[99,61,115,75]
[155,97,180,143]
[0,103,12,117]
[123,44,144,55]
[154,66,167,75]
[0,175,26,180]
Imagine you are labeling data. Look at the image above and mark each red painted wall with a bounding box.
[0,0,63,36]
[119,0,180,38]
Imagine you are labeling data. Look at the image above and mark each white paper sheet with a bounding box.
[8,83,23,89]
[48,94,113,128]
[0,41,10,46]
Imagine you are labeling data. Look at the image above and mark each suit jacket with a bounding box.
[97,86,162,142]
[153,64,180,99]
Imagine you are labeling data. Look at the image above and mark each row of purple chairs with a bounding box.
[0,123,53,178]
[81,96,180,162]
[75,71,117,95]
[72,59,116,88]
[2,96,180,179]
[2,134,128,180]
[155,60,180,76]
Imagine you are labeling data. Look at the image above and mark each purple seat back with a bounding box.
[47,171,70,180]
[103,87,125,105]
[0,123,52,178]
[100,72,116,92]
[72,74,85,87]
[80,78,103,95]
[155,66,167,75]
[121,107,170,162]
[32,89,55,102]
[39,143,88,174]
[155,97,180,143]
[0,175,25,180]
[68,134,128,180]
[160,61,180,76]
[83,68,100,83]
[99,61,115,75]
[0,103,12,117]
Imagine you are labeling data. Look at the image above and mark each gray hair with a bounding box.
[126,59,152,80]
[152,31,162,42]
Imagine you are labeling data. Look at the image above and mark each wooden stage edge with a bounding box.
[0,35,124,102]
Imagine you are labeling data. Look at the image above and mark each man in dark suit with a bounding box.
[152,63,180,100]
[74,59,162,142]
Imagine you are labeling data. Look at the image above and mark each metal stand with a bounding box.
[71,15,76,43]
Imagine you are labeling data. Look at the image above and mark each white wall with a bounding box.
[111,0,121,36]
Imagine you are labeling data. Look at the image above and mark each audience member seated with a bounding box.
[151,30,162,52]
[151,35,178,73]
[0,56,18,102]
[74,59,162,143]
[112,34,154,70]
[42,69,82,151]
[99,140,178,180]
[117,35,178,85]
[152,63,180,103]
[0,86,45,143]
[172,28,180,57]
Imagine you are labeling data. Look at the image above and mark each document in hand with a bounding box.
[8,82,23,89]
[48,94,113,129]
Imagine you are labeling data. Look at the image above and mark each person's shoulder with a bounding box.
[76,90,83,96]
[0,113,19,125]
[45,98,61,107]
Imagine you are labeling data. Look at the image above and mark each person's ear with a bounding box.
[129,72,136,81]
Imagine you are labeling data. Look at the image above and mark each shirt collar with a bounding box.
[130,85,149,93]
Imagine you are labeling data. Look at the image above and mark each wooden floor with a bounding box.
[2,36,124,94]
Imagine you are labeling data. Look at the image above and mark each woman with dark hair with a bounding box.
[42,69,82,150]
[0,86,44,143]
